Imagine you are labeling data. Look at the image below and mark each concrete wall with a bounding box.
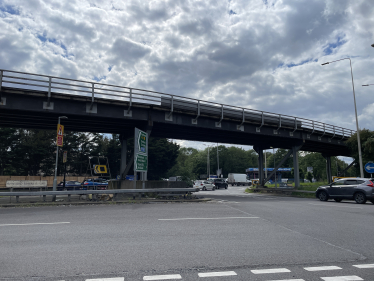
[0,176,97,188]
[108,180,187,189]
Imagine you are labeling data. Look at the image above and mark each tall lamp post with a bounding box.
[52,116,68,201]
[216,143,222,177]
[321,58,364,178]
[203,144,214,178]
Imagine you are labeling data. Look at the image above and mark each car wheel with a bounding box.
[334,198,342,202]
[63,188,67,191]
[203,186,206,191]
[371,200,374,204]
[354,192,367,204]
[225,185,227,189]
[318,191,328,201]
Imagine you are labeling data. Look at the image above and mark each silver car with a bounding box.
[315,178,374,204]
[193,180,215,191]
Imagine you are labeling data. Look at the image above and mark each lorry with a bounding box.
[228,173,251,186]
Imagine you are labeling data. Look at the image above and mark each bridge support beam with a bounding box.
[120,136,128,180]
[254,146,264,186]
[293,145,301,188]
[323,154,332,184]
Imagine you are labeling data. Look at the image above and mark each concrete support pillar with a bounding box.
[258,149,264,186]
[120,137,127,180]
[326,156,332,184]
[293,146,300,188]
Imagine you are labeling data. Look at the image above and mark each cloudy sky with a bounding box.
[0,0,373,154]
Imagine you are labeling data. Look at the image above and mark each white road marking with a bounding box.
[198,271,237,277]
[143,274,182,280]
[0,222,70,226]
[251,268,291,274]
[304,266,342,271]
[86,277,125,281]
[353,263,374,268]
[159,217,259,221]
[308,203,363,209]
[320,276,363,281]
[266,279,305,281]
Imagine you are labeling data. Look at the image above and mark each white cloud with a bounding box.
[0,0,374,151]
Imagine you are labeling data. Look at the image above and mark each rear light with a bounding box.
[367,181,374,187]
[84,182,88,185]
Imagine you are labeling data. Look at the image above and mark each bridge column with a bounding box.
[120,136,127,180]
[254,146,264,186]
[323,155,332,184]
[293,146,300,188]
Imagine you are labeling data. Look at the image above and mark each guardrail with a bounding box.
[0,69,354,139]
[0,188,199,203]
[253,188,315,194]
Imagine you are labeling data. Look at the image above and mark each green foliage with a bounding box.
[346,129,374,176]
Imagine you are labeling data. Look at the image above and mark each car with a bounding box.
[315,178,374,204]
[212,178,228,189]
[57,181,86,191]
[82,178,108,190]
[193,180,215,191]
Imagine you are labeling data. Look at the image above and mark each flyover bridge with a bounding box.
[0,69,353,186]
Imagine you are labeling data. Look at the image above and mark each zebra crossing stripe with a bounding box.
[320,276,363,281]
[143,274,182,280]
[198,271,237,277]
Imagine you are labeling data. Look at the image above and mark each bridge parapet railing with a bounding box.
[0,69,354,139]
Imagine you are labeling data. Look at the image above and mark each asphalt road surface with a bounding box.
[1,185,374,281]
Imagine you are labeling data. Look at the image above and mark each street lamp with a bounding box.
[52,116,68,201]
[216,143,222,177]
[321,58,364,178]
[202,143,214,178]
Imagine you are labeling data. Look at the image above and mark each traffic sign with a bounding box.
[364,162,374,173]
[135,154,148,171]
[134,128,148,172]
[56,124,64,147]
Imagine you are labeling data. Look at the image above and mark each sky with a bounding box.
[0,0,373,159]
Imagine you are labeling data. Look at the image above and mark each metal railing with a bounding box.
[1,188,199,203]
[0,69,355,139]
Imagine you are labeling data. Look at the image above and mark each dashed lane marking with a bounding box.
[320,276,363,281]
[143,274,182,280]
[353,263,374,268]
[304,266,342,271]
[265,279,305,281]
[251,268,291,274]
[0,222,70,226]
[158,217,259,221]
[308,203,363,209]
[198,271,237,277]
[86,277,125,281]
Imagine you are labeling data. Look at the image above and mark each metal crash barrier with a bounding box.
[1,188,199,203]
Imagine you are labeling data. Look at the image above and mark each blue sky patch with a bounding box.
[93,76,107,82]
[323,36,346,55]
[278,58,317,69]
[108,65,113,72]
[229,10,236,15]
[0,5,20,15]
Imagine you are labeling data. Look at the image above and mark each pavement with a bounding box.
[1,185,374,281]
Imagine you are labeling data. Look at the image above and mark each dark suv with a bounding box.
[316,178,374,204]
[213,179,228,189]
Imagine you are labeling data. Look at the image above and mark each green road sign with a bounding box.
[138,131,147,154]
[135,154,148,171]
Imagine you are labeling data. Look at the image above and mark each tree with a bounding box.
[346,129,374,177]
[0,128,19,175]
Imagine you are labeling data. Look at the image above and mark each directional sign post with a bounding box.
[134,128,148,190]
[364,162,374,177]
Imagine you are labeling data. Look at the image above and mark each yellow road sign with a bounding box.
[94,165,108,174]
[57,124,64,147]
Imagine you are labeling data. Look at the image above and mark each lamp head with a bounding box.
[59,116,68,119]
[371,43,374,48]
[321,62,329,66]
[362,85,369,87]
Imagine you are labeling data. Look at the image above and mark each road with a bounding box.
[1,185,374,281]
